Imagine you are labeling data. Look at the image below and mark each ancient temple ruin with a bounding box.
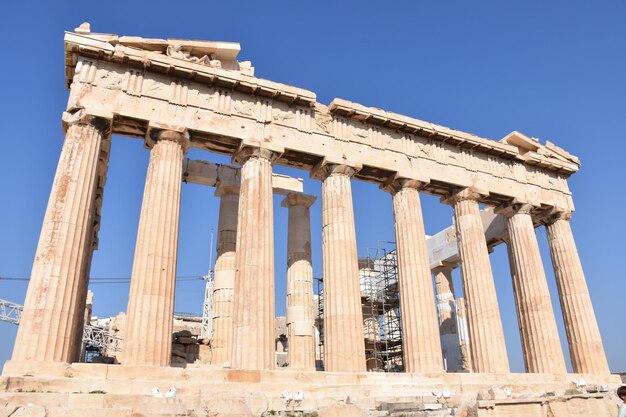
[0,23,621,416]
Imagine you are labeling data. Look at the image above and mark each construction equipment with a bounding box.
[0,299,22,325]
[1,298,121,358]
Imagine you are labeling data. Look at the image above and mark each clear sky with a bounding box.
[0,1,624,373]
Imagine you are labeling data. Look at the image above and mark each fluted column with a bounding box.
[385,179,443,373]
[311,163,365,372]
[230,147,278,370]
[433,263,463,372]
[443,188,509,373]
[12,114,110,363]
[455,296,472,371]
[500,204,566,373]
[545,212,610,374]
[210,184,239,365]
[124,129,189,367]
[282,193,317,370]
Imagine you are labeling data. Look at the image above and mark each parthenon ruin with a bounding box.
[0,23,621,416]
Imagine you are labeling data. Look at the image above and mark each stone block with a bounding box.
[226,371,260,383]
[134,399,188,415]
[172,356,187,365]
[205,397,253,416]
[176,330,192,338]
[10,405,47,417]
[67,393,105,408]
[47,408,132,417]
[91,356,116,365]
[0,406,18,417]
[318,404,363,417]
[172,349,187,359]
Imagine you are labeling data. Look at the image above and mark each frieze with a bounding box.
[70,55,574,210]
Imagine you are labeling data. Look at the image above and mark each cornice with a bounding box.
[63,28,581,178]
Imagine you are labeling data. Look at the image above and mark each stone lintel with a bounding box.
[427,208,509,269]
[271,174,304,195]
[281,192,317,208]
[183,158,303,195]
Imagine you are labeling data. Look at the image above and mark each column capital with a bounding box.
[310,160,361,181]
[147,128,190,154]
[232,145,280,165]
[440,187,486,206]
[62,110,111,135]
[381,177,427,194]
[281,192,317,208]
[541,209,573,225]
[495,202,535,218]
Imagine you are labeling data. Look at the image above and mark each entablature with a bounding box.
[62,25,579,213]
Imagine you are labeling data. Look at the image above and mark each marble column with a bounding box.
[230,147,277,370]
[124,129,189,367]
[386,179,443,373]
[311,163,366,372]
[500,204,566,373]
[545,212,610,374]
[210,184,239,366]
[282,193,317,370]
[433,263,463,372]
[12,114,110,363]
[443,188,509,373]
[455,296,472,371]
[71,137,111,363]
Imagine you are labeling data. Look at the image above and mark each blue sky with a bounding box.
[0,1,624,372]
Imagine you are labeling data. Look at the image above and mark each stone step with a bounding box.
[0,393,190,416]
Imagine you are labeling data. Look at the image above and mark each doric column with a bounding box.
[230,146,278,370]
[455,296,472,371]
[545,211,610,374]
[124,129,189,367]
[443,188,509,373]
[311,163,366,372]
[433,263,463,372]
[499,204,566,373]
[12,113,110,363]
[385,179,443,373]
[210,184,239,366]
[282,193,317,370]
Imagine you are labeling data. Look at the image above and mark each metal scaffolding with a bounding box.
[316,242,404,372]
[315,277,324,367]
[0,299,22,325]
[362,244,403,372]
[1,298,122,362]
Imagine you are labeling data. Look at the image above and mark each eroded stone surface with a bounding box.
[2,25,614,417]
